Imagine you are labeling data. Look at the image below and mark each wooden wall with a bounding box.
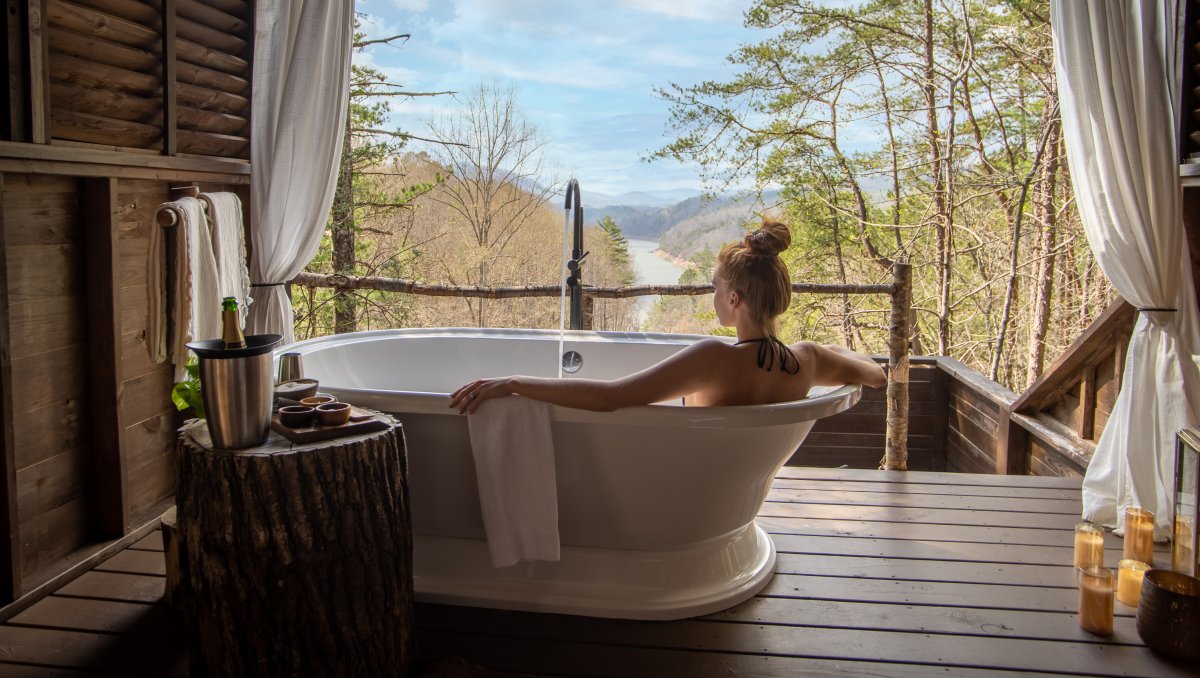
[789,360,941,471]
[0,0,254,605]
[3,174,91,584]
[42,0,251,158]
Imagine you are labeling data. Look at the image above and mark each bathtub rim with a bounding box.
[281,327,864,427]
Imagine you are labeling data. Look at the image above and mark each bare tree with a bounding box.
[427,83,558,326]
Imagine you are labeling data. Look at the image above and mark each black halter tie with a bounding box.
[734,336,800,374]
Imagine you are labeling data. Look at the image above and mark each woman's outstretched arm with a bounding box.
[449,339,725,414]
[804,343,887,388]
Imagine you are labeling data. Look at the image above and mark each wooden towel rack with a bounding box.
[156,185,206,227]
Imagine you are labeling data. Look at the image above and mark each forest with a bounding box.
[294,0,1104,394]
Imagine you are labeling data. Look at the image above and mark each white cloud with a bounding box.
[615,0,746,22]
[388,0,432,11]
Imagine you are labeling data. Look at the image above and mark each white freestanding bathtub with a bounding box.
[280,328,860,619]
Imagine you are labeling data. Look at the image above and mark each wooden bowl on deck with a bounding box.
[1136,569,1200,663]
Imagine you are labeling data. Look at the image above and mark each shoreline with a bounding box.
[652,248,695,270]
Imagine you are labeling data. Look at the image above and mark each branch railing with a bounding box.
[290,262,913,469]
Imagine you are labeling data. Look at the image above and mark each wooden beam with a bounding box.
[5,0,28,141]
[0,138,249,175]
[1079,364,1096,441]
[28,0,50,143]
[0,174,21,603]
[82,177,128,537]
[1011,297,1135,414]
[162,0,176,156]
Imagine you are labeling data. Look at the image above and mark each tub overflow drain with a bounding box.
[562,350,583,374]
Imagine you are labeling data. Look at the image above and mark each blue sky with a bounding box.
[354,0,767,196]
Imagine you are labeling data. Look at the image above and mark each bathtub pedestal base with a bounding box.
[412,521,776,620]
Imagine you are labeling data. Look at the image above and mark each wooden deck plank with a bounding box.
[8,596,173,638]
[777,466,1084,488]
[770,477,1084,499]
[0,665,112,677]
[417,628,1070,678]
[758,572,1137,617]
[127,530,163,552]
[758,515,1102,548]
[92,549,166,576]
[775,552,1081,588]
[416,605,1184,677]
[766,487,1082,514]
[705,595,1140,645]
[758,501,1080,530]
[770,533,1125,566]
[54,571,164,604]
[0,625,186,676]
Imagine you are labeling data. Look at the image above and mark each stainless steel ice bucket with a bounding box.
[187,334,282,449]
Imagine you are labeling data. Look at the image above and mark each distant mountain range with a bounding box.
[585,190,783,261]
[582,188,701,208]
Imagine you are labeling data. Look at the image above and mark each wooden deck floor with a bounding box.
[0,467,1191,677]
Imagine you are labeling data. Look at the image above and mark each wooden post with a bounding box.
[177,420,414,676]
[84,177,129,537]
[582,292,594,331]
[883,261,911,470]
[162,0,178,156]
[0,174,18,602]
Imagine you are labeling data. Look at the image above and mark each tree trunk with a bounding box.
[1026,119,1062,386]
[176,420,413,677]
[923,0,951,355]
[332,114,357,334]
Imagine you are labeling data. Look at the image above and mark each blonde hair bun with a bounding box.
[744,219,791,256]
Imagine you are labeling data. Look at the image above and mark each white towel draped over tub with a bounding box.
[467,396,560,568]
[147,197,222,380]
[199,191,252,326]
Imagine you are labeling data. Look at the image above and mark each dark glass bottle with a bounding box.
[221,296,246,349]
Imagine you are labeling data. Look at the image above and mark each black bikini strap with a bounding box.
[734,336,800,374]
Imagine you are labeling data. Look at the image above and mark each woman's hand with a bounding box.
[448,377,517,414]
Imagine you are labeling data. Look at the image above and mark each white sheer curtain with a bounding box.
[248,0,353,344]
[1052,0,1200,537]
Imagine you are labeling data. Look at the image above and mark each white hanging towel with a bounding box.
[199,192,252,325]
[147,197,222,380]
[467,396,560,568]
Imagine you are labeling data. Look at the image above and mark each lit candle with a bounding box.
[1078,566,1114,635]
[1074,522,1105,569]
[1116,559,1150,607]
[1123,507,1155,565]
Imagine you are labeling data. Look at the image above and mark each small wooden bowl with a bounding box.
[275,379,319,401]
[1136,569,1200,663]
[316,402,351,426]
[300,395,336,407]
[278,405,315,429]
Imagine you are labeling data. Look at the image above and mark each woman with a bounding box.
[449,219,886,414]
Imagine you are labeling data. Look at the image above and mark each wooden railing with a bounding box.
[291,262,916,469]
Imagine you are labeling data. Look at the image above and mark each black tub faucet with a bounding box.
[564,179,588,330]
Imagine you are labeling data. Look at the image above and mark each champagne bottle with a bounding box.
[221,296,246,349]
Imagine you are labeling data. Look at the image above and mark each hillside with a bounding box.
[587,192,780,260]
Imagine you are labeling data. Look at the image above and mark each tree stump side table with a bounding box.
[176,417,413,677]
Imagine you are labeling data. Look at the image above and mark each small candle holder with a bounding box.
[1078,565,1115,635]
[1123,507,1155,565]
[1116,559,1150,607]
[1074,522,1105,569]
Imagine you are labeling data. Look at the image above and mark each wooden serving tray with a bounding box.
[271,406,391,444]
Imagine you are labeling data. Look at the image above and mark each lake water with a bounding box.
[626,237,687,323]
